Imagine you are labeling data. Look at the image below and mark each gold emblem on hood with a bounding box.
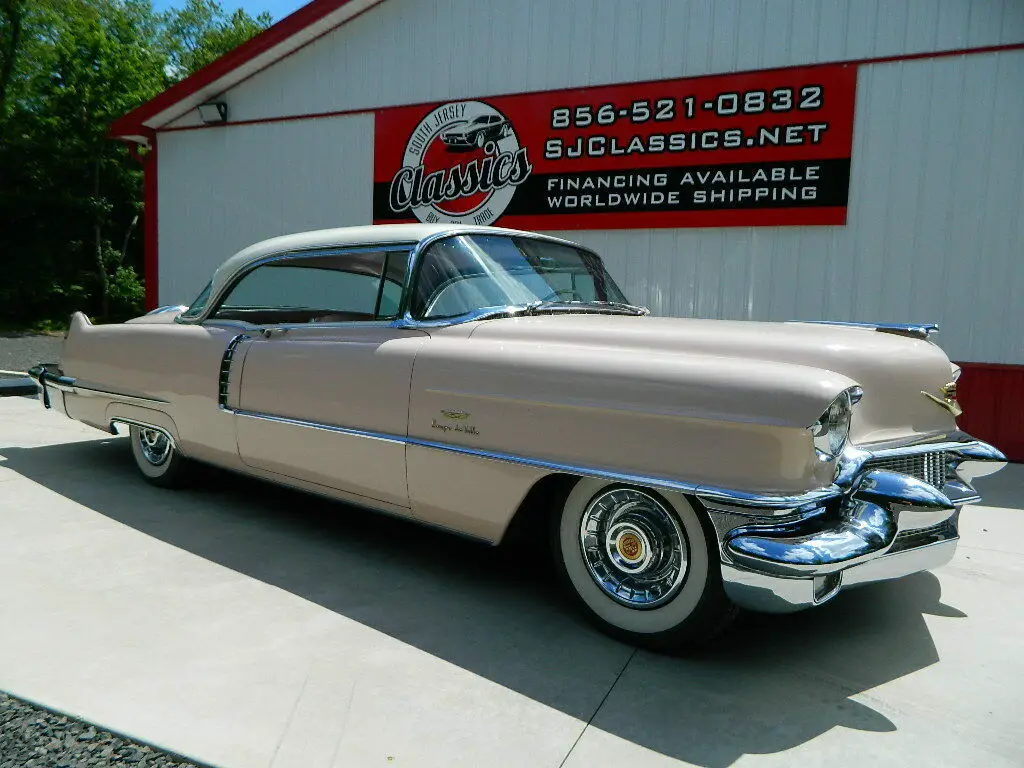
[440,409,470,420]
[922,384,962,418]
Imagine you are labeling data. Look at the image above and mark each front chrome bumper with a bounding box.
[707,436,1005,613]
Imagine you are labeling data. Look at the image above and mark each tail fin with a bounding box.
[68,311,92,337]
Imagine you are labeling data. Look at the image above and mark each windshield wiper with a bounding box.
[467,300,649,323]
[523,300,649,316]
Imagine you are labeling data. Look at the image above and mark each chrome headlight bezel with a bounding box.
[809,386,863,460]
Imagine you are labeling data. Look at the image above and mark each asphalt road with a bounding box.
[0,333,62,376]
[0,397,1022,768]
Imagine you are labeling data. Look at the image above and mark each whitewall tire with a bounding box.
[553,478,736,650]
[129,425,189,488]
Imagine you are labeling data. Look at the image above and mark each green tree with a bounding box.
[0,0,269,326]
[160,0,271,78]
[0,0,27,119]
[0,0,164,323]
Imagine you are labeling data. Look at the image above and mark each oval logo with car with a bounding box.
[387,100,533,226]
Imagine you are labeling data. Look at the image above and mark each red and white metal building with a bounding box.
[111,0,1024,459]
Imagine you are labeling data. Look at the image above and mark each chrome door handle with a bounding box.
[260,327,289,339]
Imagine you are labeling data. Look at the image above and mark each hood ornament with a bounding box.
[922,383,962,418]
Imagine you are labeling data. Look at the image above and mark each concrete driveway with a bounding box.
[1,396,1022,768]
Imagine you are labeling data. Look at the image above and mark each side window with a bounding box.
[212,249,408,325]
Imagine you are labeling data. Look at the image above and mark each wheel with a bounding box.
[552,479,736,651]
[129,424,189,488]
[475,131,486,148]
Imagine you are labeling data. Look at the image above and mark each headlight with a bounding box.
[809,386,863,460]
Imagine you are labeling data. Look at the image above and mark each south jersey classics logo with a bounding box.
[388,100,532,225]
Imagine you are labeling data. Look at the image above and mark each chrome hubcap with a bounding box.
[139,428,171,466]
[579,488,688,609]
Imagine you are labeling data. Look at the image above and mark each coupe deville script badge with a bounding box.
[921,384,963,418]
[432,408,479,436]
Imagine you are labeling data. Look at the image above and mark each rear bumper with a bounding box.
[708,437,1005,613]
[27,363,70,412]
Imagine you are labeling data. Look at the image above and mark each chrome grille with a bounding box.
[864,451,948,490]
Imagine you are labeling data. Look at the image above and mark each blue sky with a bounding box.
[151,0,307,22]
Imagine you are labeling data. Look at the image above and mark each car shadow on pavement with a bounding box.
[0,437,967,768]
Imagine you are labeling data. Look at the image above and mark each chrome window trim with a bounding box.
[179,243,418,325]
[179,228,628,330]
[395,229,627,329]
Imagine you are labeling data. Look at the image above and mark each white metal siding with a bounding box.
[211,0,1023,125]
[554,50,1024,365]
[157,114,373,303]
[155,1,1023,365]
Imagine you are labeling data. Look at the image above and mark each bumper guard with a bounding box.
[711,438,1005,613]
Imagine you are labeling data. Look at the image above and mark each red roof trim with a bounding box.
[109,0,373,139]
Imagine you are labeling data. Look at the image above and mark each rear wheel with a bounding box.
[129,425,189,488]
[552,478,736,651]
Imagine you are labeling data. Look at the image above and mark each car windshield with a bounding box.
[410,234,633,320]
[178,281,212,320]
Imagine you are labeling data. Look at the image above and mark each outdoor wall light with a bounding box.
[197,102,228,124]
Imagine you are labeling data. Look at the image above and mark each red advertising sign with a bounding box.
[373,63,857,230]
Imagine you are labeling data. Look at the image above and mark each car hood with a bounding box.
[467,314,960,444]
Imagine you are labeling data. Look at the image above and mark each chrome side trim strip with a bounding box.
[27,366,168,408]
[231,409,840,508]
[227,410,1000,512]
[233,410,406,445]
[404,436,841,507]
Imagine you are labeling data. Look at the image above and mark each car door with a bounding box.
[211,246,426,509]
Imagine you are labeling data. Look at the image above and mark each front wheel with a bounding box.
[553,479,736,651]
[129,425,189,488]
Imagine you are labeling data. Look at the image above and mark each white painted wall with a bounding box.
[178,0,1023,126]
[156,0,1024,364]
[558,50,1024,366]
[158,114,373,303]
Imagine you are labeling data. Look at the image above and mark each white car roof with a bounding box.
[208,224,577,302]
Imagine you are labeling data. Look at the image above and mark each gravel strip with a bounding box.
[0,692,206,768]
[0,334,63,377]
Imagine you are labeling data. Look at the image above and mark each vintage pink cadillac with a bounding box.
[30,224,1005,650]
